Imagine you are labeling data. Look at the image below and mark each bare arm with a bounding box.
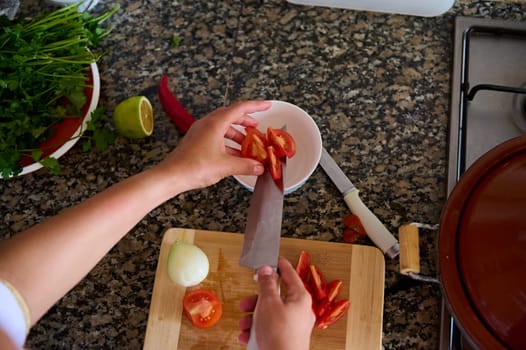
[0,100,270,326]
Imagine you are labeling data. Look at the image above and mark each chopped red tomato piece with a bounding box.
[342,214,367,243]
[267,127,296,158]
[343,228,361,243]
[316,280,344,318]
[295,250,311,282]
[295,251,350,329]
[315,298,330,318]
[241,132,268,163]
[295,251,317,312]
[245,126,267,141]
[241,126,297,184]
[309,265,327,301]
[343,214,367,236]
[267,145,282,181]
[325,279,343,304]
[298,279,316,314]
[182,289,223,329]
[316,299,350,330]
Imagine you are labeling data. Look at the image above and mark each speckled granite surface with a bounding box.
[2,0,525,349]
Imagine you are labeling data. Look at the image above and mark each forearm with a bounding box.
[0,100,270,330]
[0,165,185,325]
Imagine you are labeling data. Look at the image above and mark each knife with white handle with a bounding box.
[320,147,399,259]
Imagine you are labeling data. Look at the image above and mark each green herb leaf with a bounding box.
[31,149,43,161]
[83,106,116,151]
[0,151,22,178]
[39,157,61,175]
[82,140,92,152]
[171,36,180,47]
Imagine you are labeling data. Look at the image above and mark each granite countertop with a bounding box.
[2,0,525,348]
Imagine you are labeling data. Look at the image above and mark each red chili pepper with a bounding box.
[158,75,196,133]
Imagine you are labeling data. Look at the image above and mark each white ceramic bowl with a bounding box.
[46,0,100,11]
[17,62,100,176]
[232,100,322,194]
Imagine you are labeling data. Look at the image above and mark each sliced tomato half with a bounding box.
[316,299,350,330]
[182,289,223,329]
[267,127,296,158]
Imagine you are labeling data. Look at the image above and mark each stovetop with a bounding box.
[443,16,526,350]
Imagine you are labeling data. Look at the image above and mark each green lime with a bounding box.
[113,96,154,138]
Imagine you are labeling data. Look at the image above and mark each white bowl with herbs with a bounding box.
[0,4,118,178]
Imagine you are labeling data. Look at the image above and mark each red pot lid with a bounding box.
[439,135,526,350]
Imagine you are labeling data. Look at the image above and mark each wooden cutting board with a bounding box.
[144,228,385,350]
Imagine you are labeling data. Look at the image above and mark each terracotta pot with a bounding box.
[439,135,526,350]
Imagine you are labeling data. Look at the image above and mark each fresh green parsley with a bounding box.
[0,4,119,178]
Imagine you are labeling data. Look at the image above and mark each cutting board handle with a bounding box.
[398,224,420,275]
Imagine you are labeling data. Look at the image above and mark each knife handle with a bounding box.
[247,268,280,350]
[247,321,258,350]
[343,190,399,259]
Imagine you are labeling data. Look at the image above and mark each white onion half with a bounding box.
[167,241,209,287]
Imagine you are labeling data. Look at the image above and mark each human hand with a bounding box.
[154,100,271,193]
[238,256,315,350]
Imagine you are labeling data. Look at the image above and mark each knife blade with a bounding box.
[320,147,400,259]
[240,167,284,270]
[240,161,285,350]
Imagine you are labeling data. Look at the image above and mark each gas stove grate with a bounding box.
[456,25,526,181]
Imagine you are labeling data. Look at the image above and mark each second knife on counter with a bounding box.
[320,147,399,259]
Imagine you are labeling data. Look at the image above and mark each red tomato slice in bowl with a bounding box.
[241,131,268,164]
[267,127,296,158]
[267,145,282,181]
[245,126,267,141]
[182,289,223,329]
